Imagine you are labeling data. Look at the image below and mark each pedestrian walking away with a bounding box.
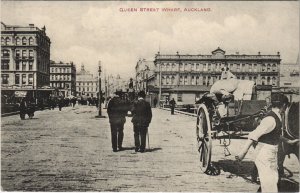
[107,90,128,152]
[235,93,299,193]
[153,97,158,108]
[131,90,152,153]
[169,98,176,115]
[19,98,27,120]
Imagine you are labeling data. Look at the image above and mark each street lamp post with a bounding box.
[95,61,106,118]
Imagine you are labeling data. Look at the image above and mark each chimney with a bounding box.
[258,52,261,55]
[277,52,280,55]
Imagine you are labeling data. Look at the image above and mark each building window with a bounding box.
[29,61,33,70]
[29,50,34,58]
[196,63,199,71]
[15,74,20,84]
[191,76,195,85]
[208,64,211,71]
[16,61,20,70]
[179,76,183,85]
[1,61,9,70]
[22,61,26,71]
[1,74,9,84]
[1,37,4,45]
[22,37,27,45]
[177,93,182,102]
[272,77,276,86]
[196,76,200,85]
[22,74,26,84]
[272,64,277,72]
[179,63,183,71]
[171,76,175,85]
[184,63,188,71]
[28,74,33,85]
[172,63,176,71]
[184,76,188,85]
[262,77,266,85]
[5,37,10,45]
[2,49,10,57]
[203,76,206,85]
[16,50,20,58]
[16,37,21,45]
[166,64,169,71]
[29,37,34,45]
[22,50,27,58]
[267,77,271,85]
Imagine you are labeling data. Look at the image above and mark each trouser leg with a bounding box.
[118,123,124,148]
[133,125,140,149]
[140,127,148,151]
[110,124,118,151]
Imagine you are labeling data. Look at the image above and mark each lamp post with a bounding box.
[95,61,106,118]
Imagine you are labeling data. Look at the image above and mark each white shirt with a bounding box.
[248,108,282,142]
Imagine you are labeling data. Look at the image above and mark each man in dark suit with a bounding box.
[131,91,152,153]
[107,90,128,152]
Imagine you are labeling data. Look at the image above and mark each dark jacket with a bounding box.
[107,96,128,124]
[131,98,152,127]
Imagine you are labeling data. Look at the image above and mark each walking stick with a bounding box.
[147,130,150,150]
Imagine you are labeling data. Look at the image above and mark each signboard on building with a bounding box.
[15,91,27,97]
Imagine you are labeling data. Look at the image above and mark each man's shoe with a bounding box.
[135,148,139,152]
[140,149,145,153]
[118,147,123,151]
[113,149,118,152]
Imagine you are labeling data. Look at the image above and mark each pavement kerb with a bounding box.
[160,107,197,117]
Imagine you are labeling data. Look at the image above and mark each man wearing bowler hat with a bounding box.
[107,90,128,152]
[131,90,152,153]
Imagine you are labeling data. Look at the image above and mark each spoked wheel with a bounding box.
[196,104,212,173]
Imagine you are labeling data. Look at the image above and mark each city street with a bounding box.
[1,106,299,191]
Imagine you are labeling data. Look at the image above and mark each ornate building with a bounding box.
[149,47,281,104]
[1,22,51,102]
[135,59,155,92]
[50,61,76,97]
[76,64,98,98]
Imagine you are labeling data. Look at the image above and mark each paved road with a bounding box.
[1,106,299,191]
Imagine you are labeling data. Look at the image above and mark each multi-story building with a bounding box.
[76,64,98,98]
[50,61,76,97]
[135,59,155,92]
[1,22,51,102]
[150,47,281,104]
[107,74,129,96]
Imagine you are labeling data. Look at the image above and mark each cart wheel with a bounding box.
[196,104,212,173]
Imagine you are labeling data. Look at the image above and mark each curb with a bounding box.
[160,107,197,117]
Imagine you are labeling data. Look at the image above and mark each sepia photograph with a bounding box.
[1,0,299,192]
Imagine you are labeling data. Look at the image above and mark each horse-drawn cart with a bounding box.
[195,79,299,174]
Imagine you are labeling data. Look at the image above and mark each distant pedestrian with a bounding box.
[107,90,128,152]
[19,98,27,120]
[131,90,152,153]
[58,97,63,111]
[71,97,76,108]
[27,100,35,119]
[236,93,299,193]
[169,98,176,115]
[153,97,158,108]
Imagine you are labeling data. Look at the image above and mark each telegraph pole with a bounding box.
[95,61,106,118]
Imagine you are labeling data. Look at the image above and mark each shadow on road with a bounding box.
[147,147,162,152]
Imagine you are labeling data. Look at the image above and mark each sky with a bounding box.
[1,1,299,79]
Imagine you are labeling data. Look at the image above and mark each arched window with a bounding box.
[272,77,276,86]
[5,37,10,45]
[29,37,34,45]
[262,64,266,72]
[191,76,195,85]
[272,64,277,72]
[171,76,175,85]
[22,37,27,45]
[267,64,271,72]
[16,37,21,45]
[267,77,271,85]
[1,37,5,45]
[179,76,183,85]
[262,77,266,85]
[196,76,200,85]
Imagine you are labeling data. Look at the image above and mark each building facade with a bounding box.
[150,48,281,104]
[50,61,76,97]
[1,22,51,102]
[76,65,98,98]
[135,59,155,92]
